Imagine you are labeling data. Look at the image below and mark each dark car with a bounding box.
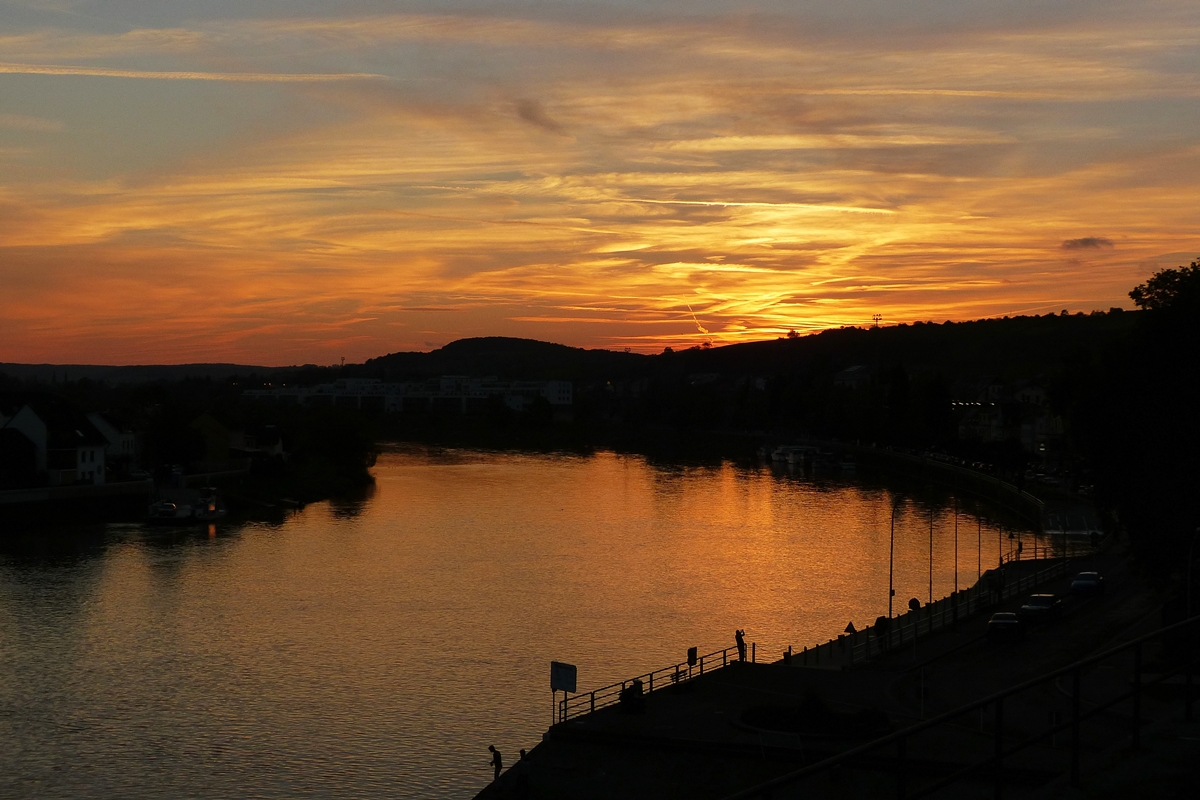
[1070,572,1106,595]
[1019,593,1062,621]
[987,612,1024,642]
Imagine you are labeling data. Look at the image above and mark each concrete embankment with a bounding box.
[474,537,1186,800]
[0,479,153,527]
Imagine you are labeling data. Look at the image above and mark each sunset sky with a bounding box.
[2,1,1198,365]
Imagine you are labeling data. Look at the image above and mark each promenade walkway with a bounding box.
[475,538,1194,799]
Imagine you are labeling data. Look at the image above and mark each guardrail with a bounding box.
[557,645,745,723]
[556,549,1099,723]
[784,555,1078,670]
[723,613,1200,799]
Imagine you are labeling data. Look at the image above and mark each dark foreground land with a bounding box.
[477,539,1198,799]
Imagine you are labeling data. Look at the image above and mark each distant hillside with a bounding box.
[0,311,1139,388]
[664,310,1139,381]
[0,363,289,384]
[356,312,1138,385]
[356,336,648,382]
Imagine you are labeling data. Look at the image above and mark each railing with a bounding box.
[557,550,1100,723]
[781,556,1074,671]
[557,645,745,723]
[723,614,1200,800]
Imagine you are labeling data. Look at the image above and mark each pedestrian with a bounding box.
[735,629,746,662]
[488,745,502,781]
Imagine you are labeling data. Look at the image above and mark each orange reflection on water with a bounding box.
[13,446,1035,798]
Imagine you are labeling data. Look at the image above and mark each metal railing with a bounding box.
[557,552,1099,723]
[557,645,747,723]
[722,614,1200,799]
[783,556,1074,671]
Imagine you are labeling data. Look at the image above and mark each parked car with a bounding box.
[1019,593,1062,621]
[987,612,1025,642]
[1070,572,1106,595]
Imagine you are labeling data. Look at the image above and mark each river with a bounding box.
[0,445,1035,798]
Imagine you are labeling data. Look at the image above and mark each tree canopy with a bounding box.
[1128,258,1200,311]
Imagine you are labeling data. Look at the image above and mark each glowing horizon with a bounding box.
[2,1,1198,365]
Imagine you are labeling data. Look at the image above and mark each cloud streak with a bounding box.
[0,61,385,82]
[0,3,1197,362]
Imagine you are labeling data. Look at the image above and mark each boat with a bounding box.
[147,487,226,525]
[147,499,194,524]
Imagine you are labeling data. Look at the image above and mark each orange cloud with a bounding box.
[1,5,1197,363]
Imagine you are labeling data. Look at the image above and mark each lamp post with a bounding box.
[890,497,902,619]
[929,505,934,605]
[954,498,959,593]
[978,516,982,580]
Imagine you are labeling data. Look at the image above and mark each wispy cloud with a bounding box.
[0,61,385,81]
[1,4,1196,362]
[0,113,62,131]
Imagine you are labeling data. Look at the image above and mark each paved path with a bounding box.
[474,539,1195,799]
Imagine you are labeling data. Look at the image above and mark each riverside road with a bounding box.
[476,538,1197,799]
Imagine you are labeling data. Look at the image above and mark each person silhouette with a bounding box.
[488,745,502,781]
[735,629,746,662]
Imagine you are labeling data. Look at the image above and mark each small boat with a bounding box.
[147,499,194,524]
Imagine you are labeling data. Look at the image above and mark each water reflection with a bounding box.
[0,445,1039,800]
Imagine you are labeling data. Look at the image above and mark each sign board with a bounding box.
[550,661,577,693]
[687,647,697,667]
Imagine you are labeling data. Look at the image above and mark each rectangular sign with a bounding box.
[550,661,577,693]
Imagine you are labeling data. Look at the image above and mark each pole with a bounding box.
[890,498,899,619]
[978,516,982,580]
[929,505,934,605]
[954,498,959,593]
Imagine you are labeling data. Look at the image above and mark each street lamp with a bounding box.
[977,516,982,580]
[929,505,934,605]
[954,498,959,593]
[890,496,902,619]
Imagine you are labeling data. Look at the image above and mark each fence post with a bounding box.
[649,673,654,694]
[1071,668,1081,787]
[590,691,595,713]
[752,642,756,663]
[1133,643,1142,751]
[700,656,704,675]
[994,697,1004,800]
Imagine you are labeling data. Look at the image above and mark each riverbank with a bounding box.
[474,533,1190,799]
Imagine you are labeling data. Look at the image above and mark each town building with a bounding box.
[243,376,573,414]
[0,394,111,486]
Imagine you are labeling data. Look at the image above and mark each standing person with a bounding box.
[735,629,746,662]
[488,745,502,781]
